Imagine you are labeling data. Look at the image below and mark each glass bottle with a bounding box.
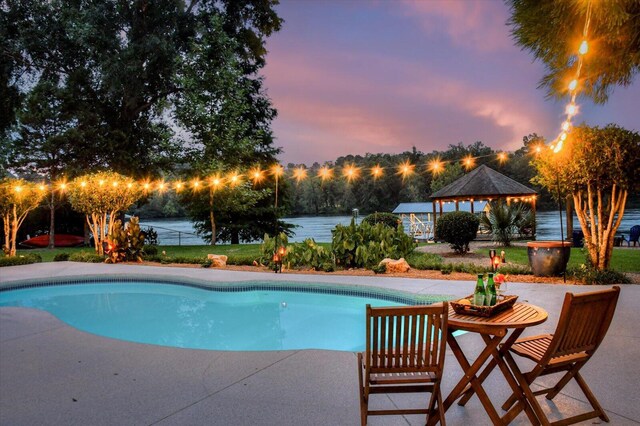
[473,274,486,306]
[486,273,497,306]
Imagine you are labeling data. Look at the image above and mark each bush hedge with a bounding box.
[68,251,106,263]
[361,212,401,229]
[0,253,42,267]
[435,211,479,254]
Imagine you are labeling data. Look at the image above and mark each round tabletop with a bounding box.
[447,303,548,334]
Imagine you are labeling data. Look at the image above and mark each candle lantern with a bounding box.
[273,246,286,273]
[501,250,506,263]
[493,255,500,272]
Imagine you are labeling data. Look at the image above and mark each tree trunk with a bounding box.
[3,213,10,255]
[573,185,627,271]
[48,191,55,249]
[209,190,216,246]
[10,205,18,256]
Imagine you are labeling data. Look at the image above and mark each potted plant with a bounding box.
[527,241,572,277]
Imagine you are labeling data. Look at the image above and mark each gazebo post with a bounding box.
[532,198,537,239]
[432,200,437,240]
[455,199,459,211]
[470,199,474,214]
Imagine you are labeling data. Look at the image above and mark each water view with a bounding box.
[139,209,640,245]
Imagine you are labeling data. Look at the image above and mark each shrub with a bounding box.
[568,265,632,285]
[53,253,70,261]
[143,245,158,256]
[331,219,416,268]
[106,217,145,263]
[286,238,332,270]
[141,227,159,245]
[69,251,105,263]
[480,201,532,246]
[405,252,443,270]
[361,212,401,229]
[0,253,42,267]
[201,258,213,268]
[436,211,479,254]
[372,263,386,274]
[260,233,289,269]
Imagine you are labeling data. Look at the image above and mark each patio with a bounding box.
[1,263,638,425]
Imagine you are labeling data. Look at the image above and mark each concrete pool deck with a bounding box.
[1,262,638,425]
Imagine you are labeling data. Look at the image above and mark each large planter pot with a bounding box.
[527,241,572,277]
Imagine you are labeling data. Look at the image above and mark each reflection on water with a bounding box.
[139,209,640,245]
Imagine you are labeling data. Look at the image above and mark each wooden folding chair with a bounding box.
[357,303,448,426]
[502,286,620,425]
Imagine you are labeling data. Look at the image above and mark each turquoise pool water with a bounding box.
[0,281,448,351]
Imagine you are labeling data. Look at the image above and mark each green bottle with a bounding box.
[486,273,497,306]
[472,274,486,306]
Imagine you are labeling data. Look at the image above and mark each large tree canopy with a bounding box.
[2,0,283,177]
[508,0,640,103]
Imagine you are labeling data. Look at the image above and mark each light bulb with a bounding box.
[568,79,578,91]
[579,40,588,55]
[561,121,570,131]
[566,103,578,116]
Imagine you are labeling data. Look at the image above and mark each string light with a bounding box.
[343,164,359,182]
[292,167,308,183]
[462,155,475,170]
[23,150,523,194]
[371,165,383,179]
[318,166,333,181]
[579,40,588,55]
[397,161,415,179]
[551,0,593,152]
[428,158,444,174]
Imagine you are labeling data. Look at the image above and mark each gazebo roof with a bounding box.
[430,164,536,200]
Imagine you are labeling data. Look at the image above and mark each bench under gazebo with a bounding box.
[430,164,538,240]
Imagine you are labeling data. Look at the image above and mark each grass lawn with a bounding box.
[499,246,640,273]
[14,243,639,273]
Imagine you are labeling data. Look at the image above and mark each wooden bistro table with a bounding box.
[431,302,548,426]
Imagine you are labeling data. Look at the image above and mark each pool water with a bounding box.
[0,282,447,351]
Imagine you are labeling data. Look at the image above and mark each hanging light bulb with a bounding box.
[566,103,578,116]
[318,166,333,181]
[553,140,564,153]
[561,121,571,132]
[579,40,588,55]
[371,165,383,179]
[560,132,567,141]
[568,79,578,91]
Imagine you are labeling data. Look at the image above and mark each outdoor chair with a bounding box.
[627,225,640,247]
[357,303,448,426]
[502,286,620,425]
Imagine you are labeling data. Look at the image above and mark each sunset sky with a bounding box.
[262,0,640,164]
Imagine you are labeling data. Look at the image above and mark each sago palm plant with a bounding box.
[481,201,531,246]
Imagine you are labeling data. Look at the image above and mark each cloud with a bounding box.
[398,0,513,52]
[264,47,554,163]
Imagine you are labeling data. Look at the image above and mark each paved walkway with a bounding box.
[1,263,638,425]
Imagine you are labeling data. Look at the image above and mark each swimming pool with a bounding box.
[0,279,453,351]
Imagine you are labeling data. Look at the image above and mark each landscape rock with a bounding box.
[207,254,228,267]
[379,258,411,273]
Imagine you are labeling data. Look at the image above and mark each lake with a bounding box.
[138,209,640,246]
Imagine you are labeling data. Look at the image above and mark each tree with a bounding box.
[430,163,464,194]
[532,124,640,270]
[508,0,640,103]
[66,172,142,255]
[2,0,283,176]
[0,179,47,256]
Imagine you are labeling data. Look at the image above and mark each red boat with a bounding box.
[20,234,86,248]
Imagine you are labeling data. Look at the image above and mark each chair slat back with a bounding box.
[365,303,448,374]
[546,286,620,360]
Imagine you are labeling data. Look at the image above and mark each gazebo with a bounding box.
[430,164,537,240]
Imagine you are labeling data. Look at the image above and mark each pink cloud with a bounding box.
[398,0,512,52]
[264,48,555,163]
